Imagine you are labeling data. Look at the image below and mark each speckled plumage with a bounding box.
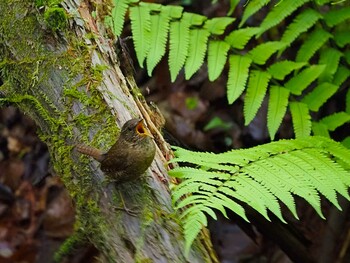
[76,118,156,183]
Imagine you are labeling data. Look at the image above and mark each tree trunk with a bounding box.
[0,0,218,262]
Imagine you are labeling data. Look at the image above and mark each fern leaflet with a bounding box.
[185,28,210,79]
[285,65,325,95]
[267,60,306,80]
[208,40,230,81]
[146,5,172,75]
[320,112,350,131]
[204,17,236,35]
[312,122,330,137]
[227,55,252,104]
[248,41,286,65]
[279,8,322,52]
[318,48,343,83]
[170,137,350,253]
[333,65,350,86]
[224,27,260,50]
[296,28,332,62]
[169,13,190,82]
[267,86,290,140]
[239,0,270,27]
[244,70,271,125]
[130,4,151,67]
[301,82,338,111]
[324,6,350,27]
[347,89,350,114]
[111,0,138,37]
[290,102,311,138]
[258,0,310,36]
[334,30,350,48]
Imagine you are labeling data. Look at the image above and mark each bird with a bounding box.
[75,118,156,183]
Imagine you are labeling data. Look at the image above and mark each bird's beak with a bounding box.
[136,119,153,138]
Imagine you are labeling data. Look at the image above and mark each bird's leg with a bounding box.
[113,190,139,217]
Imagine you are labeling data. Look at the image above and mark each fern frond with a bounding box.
[227,0,239,16]
[225,27,260,50]
[248,41,286,65]
[268,86,290,140]
[146,5,172,75]
[324,6,350,27]
[296,28,333,62]
[333,65,350,86]
[280,8,322,47]
[320,112,350,131]
[239,0,270,27]
[334,30,350,48]
[267,61,306,80]
[285,65,325,95]
[318,48,343,82]
[227,55,252,104]
[258,0,310,36]
[301,82,338,111]
[347,89,350,114]
[170,136,350,251]
[244,70,271,125]
[204,17,236,35]
[111,0,138,36]
[207,40,230,81]
[312,122,330,137]
[184,28,210,79]
[169,13,190,82]
[290,102,311,138]
[130,4,151,67]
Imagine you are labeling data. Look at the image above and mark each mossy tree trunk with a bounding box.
[0,0,217,262]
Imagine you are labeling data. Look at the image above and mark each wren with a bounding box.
[76,118,156,183]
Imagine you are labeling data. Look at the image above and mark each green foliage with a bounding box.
[108,0,350,141]
[44,7,67,31]
[170,137,350,254]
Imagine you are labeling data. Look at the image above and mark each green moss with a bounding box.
[44,7,67,31]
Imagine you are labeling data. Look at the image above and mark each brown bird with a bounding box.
[76,118,156,183]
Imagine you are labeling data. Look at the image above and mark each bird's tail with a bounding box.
[75,144,105,162]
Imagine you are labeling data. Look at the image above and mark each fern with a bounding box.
[268,86,290,140]
[257,0,310,36]
[324,6,350,27]
[227,55,252,104]
[334,30,350,48]
[248,41,286,65]
[285,65,325,95]
[301,82,338,111]
[111,0,138,37]
[320,112,350,131]
[296,28,333,62]
[290,102,311,138]
[244,70,271,125]
[312,122,330,137]
[318,48,343,82]
[204,17,235,35]
[239,0,270,27]
[225,27,260,49]
[207,40,230,81]
[170,137,350,253]
[267,60,306,80]
[333,66,350,86]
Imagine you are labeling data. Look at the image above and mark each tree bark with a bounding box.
[0,0,218,262]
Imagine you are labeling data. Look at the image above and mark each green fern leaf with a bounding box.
[302,82,338,111]
[224,27,260,50]
[318,48,343,82]
[248,41,286,65]
[296,28,333,62]
[347,89,350,114]
[184,29,210,79]
[204,17,236,35]
[280,8,322,47]
[207,40,230,81]
[239,0,270,27]
[324,6,350,27]
[268,86,290,140]
[285,65,325,95]
[267,61,306,80]
[258,0,310,36]
[228,0,239,16]
[130,4,151,67]
[244,70,271,125]
[111,0,138,36]
[333,65,350,86]
[312,122,330,137]
[171,136,350,250]
[334,30,350,48]
[227,55,252,104]
[290,102,311,138]
[320,112,350,131]
[146,6,172,75]
[169,14,190,82]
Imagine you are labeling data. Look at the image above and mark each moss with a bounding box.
[44,7,67,31]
